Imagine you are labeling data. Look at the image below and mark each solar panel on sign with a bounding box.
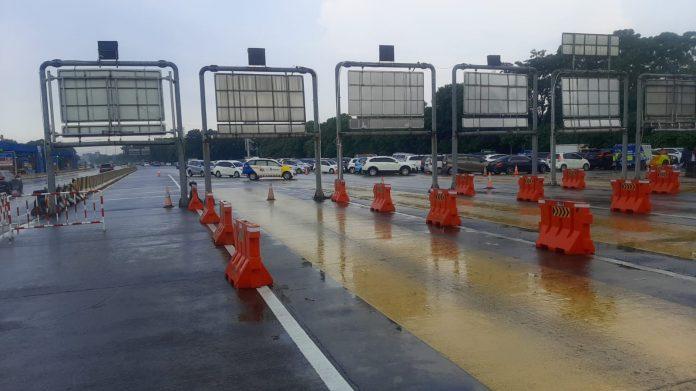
[644,79,696,122]
[561,33,619,57]
[561,77,621,128]
[461,72,529,128]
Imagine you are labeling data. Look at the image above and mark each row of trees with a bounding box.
[144,29,695,162]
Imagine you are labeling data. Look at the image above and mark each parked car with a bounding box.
[354,157,368,174]
[486,155,549,175]
[423,155,445,174]
[317,159,338,174]
[362,156,412,176]
[347,158,359,174]
[242,158,294,180]
[213,160,244,178]
[483,153,508,162]
[392,153,414,162]
[280,159,306,174]
[653,148,683,164]
[580,149,613,170]
[0,170,22,195]
[444,154,487,175]
[404,155,426,172]
[99,163,114,173]
[186,159,206,176]
[553,152,591,171]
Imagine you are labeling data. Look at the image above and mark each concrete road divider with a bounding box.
[536,199,595,255]
[454,174,476,196]
[331,179,350,204]
[187,184,204,211]
[199,193,220,224]
[517,175,544,202]
[647,166,680,194]
[610,179,651,214]
[213,201,235,246]
[72,166,136,192]
[225,220,273,289]
[370,182,395,213]
[426,189,461,228]
[561,169,586,190]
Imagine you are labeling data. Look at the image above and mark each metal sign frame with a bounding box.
[450,63,539,188]
[40,58,188,206]
[335,60,439,189]
[549,69,629,185]
[198,65,324,200]
[634,72,696,177]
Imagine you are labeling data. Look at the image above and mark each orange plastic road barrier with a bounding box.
[647,165,680,194]
[517,175,544,202]
[426,189,461,227]
[187,185,204,211]
[536,199,595,255]
[370,182,395,213]
[213,201,235,246]
[610,179,651,214]
[561,169,586,190]
[331,179,350,204]
[225,220,273,289]
[454,174,475,196]
[199,193,220,224]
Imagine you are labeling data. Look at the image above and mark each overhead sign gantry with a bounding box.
[39,41,188,205]
[335,45,439,189]
[198,48,324,200]
[549,33,629,185]
[450,55,539,187]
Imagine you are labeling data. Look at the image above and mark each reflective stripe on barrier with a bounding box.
[517,175,544,202]
[536,199,595,255]
[199,193,220,224]
[561,169,586,190]
[370,182,395,213]
[647,166,680,194]
[331,179,350,204]
[454,174,475,196]
[426,189,461,227]
[610,179,651,214]
[225,220,273,289]
[213,201,235,246]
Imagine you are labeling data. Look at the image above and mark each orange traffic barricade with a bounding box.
[426,189,461,227]
[561,169,586,190]
[199,193,220,224]
[454,174,475,196]
[610,179,651,214]
[187,184,204,211]
[517,175,544,202]
[647,165,680,194]
[331,179,350,204]
[536,199,595,255]
[371,182,395,213]
[225,220,273,289]
[213,201,235,246]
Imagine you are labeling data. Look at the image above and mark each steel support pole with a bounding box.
[429,64,438,189]
[334,64,344,182]
[39,62,56,193]
[634,77,645,179]
[199,68,213,194]
[170,64,188,206]
[531,73,539,175]
[450,67,458,189]
[621,79,629,179]
[309,69,325,201]
[550,73,558,185]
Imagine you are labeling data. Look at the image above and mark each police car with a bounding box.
[242,158,294,181]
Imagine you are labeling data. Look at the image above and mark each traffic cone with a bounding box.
[267,183,275,201]
[514,165,519,176]
[486,173,495,189]
[157,170,161,177]
[163,186,174,208]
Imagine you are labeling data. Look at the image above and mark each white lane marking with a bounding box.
[168,175,181,190]
[179,178,352,390]
[346,201,696,283]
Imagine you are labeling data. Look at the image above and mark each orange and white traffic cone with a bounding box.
[514,165,519,176]
[163,186,174,208]
[486,173,495,189]
[267,183,275,201]
[157,170,161,177]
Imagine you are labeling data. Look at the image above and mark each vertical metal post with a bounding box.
[170,65,188,206]
[334,63,344,182]
[620,77,629,179]
[531,72,539,175]
[39,63,56,193]
[429,64,438,189]
[47,71,57,143]
[199,68,213,194]
[450,67,458,189]
[550,73,558,185]
[309,69,325,201]
[634,77,644,179]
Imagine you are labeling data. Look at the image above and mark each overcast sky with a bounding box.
[1,0,694,147]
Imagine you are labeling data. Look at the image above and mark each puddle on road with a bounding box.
[215,186,696,391]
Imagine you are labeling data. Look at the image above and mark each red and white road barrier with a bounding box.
[10,190,105,232]
[0,193,12,237]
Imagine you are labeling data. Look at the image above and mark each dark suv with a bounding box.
[0,170,23,195]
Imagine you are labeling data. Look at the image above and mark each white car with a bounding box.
[243,158,294,180]
[404,155,425,172]
[317,160,338,174]
[554,152,591,170]
[213,160,244,178]
[424,155,446,174]
[362,156,412,176]
[347,158,359,174]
